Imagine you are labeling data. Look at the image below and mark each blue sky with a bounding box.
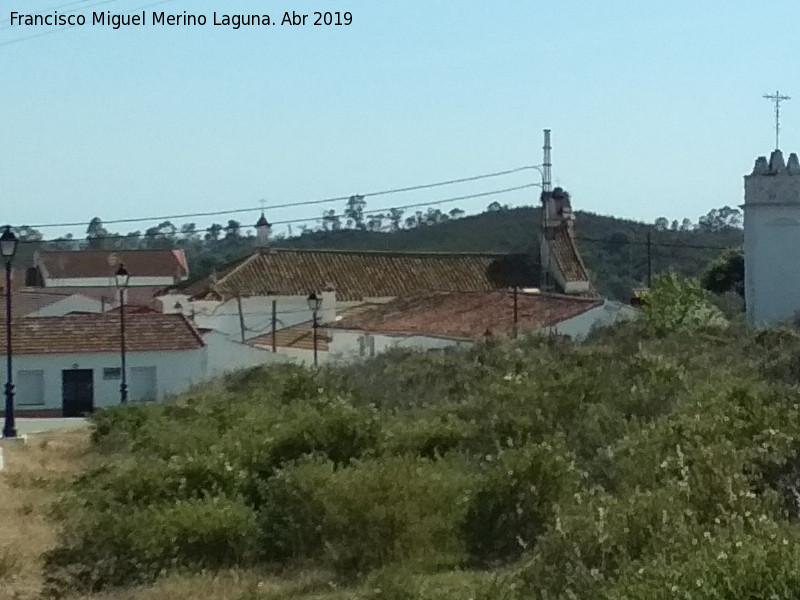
[0,0,797,239]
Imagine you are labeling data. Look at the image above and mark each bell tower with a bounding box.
[743,149,800,325]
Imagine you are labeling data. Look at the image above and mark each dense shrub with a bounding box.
[642,271,727,335]
[90,403,156,447]
[330,455,471,575]
[44,496,258,594]
[253,457,331,563]
[463,440,580,565]
[253,454,472,574]
[46,312,800,597]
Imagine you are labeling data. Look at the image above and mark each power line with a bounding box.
[16,182,539,244]
[23,165,540,230]
[573,234,741,251]
[270,184,537,226]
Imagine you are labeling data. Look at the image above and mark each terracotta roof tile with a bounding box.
[548,224,589,282]
[181,249,539,301]
[328,291,603,340]
[20,285,163,309]
[11,290,96,318]
[35,249,189,279]
[0,313,204,355]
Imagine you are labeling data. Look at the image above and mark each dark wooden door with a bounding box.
[62,369,94,417]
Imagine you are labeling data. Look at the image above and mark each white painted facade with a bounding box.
[744,150,800,325]
[6,348,206,414]
[201,330,294,380]
[328,331,471,362]
[548,300,638,339]
[45,276,178,288]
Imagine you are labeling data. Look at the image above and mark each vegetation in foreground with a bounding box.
[30,275,800,599]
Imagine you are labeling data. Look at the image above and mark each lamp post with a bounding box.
[307,292,322,367]
[115,264,130,404]
[1,227,17,439]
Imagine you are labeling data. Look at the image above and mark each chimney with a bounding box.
[542,129,552,193]
[319,285,336,324]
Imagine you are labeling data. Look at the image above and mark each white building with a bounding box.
[0,313,206,417]
[743,149,800,325]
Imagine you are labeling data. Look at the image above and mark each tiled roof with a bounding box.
[35,249,189,279]
[20,285,164,309]
[548,224,589,283]
[179,249,539,301]
[12,290,95,318]
[249,321,331,352]
[328,291,604,340]
[0,313,204,355]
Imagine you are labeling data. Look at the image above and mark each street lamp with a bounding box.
[1,226,18,439]
[307,292,322,367]
[115,264,130,404]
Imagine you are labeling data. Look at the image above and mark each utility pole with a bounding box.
[764,90,791,150]
[236,295,246,343]
[646,231,653,288]
[512,286,519,338]
[271,300,277,353]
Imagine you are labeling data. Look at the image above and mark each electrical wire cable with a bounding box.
[24,165,541,230]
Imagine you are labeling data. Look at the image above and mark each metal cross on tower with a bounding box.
[764,90,791,150]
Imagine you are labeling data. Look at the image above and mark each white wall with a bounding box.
[45,276,179,287]
[744,151,800,325]
[4,348,206,413]
[169,294,343,341]
[744,205,800,325]
[328,330,469,363]
[202,330,294,379]
[550,301,638,340]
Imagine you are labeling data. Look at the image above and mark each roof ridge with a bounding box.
[37,249,182,254]
[268,247,518,258]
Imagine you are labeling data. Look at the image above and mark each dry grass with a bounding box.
[0,429,90,600]
[61,569,352,600]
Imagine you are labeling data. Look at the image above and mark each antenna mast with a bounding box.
[764,90,791,150]
[542,129,552,192]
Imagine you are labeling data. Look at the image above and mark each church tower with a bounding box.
[743,149,800,325]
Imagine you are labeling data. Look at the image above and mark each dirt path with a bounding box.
[0,430,90,600]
